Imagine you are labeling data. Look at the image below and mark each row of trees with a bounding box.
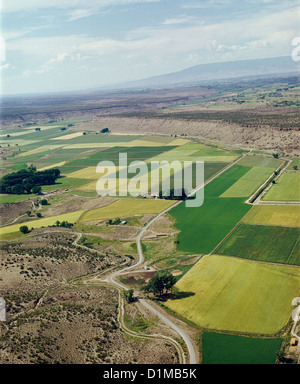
[158,188,188,201]
[0,166,61,195]
[19,220,73,234]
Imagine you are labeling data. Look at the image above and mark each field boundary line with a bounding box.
[248,158,293,205]
[208,252,300,269]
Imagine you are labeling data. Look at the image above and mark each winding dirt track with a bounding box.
[72,232,187,364]
[105,149,252,364]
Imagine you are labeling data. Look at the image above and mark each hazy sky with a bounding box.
[0,0,299,95]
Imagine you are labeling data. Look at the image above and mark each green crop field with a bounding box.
[0,210,85,236]
[58,145,176,173]
[169,197,250,254]
[202,332,283,364]
[237,155,282,168]
[287,158,300,170]
[220,166,275,198]
[147,145,239,163]
[165,254,300,334]
[58,133,143,144]
[0,193,36,204]
[204,164,251,197]
[263,172,300,201]
[216,223,300,265]
[242,205,300,228]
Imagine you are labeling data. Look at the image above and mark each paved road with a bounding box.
[108,151,252,364]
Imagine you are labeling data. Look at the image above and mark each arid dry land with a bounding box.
[0,76,299,365]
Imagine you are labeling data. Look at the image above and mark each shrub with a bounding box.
[19,225,29,234]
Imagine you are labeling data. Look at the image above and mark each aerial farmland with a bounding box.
[1,91,299,366]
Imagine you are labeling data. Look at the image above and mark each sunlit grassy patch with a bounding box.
[0,210,85,236]
[165,254,300,334]
[80,198,176,221]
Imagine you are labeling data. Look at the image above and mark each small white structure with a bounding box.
[120,220,127,225]
[0,298,6,321]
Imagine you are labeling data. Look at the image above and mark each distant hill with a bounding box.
[114,56,299,89]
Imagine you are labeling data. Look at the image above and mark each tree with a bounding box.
[149,274,165,296]
[22,182,33,194]
[19,225,29,234]
[32,185,42,195]
[36,212,42,218]
[125,289,135,303]
[158,188,187,201]
[293,165,298,170]
[28,164,36,173]
[11,184,25,195]
[40,199,48,205]
[276,350,286,363]
[161,272,176,293]
[142,271,176,297]
[0,167,60,195]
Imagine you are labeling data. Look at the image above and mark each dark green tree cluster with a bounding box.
[0,166,60,195]
[158,188,187,201]
[106,218,121,225]
[124,289,135,303]
[52,220,74,228]
[142,271,176,297]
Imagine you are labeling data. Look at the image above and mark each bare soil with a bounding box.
[0,199,36,226]
[0,285,179,364]
[0,231,179,364]
[43,195,117,217]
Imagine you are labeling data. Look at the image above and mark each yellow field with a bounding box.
[63,139,180,149]
[80,198,176,221]
[0,130,37,138]
[165,254,300,334]
[0,210,85,236]
[77,180,98,191]
[38,162,66,171]
[1,126,60,138]
[242,205,300,228]
[124,139,166,147]
[78,177,150,195]
[166,138,191,146]
[51,132,84,140]
[67,166,126,180]
[17,148,50,157]
[63,143,121,149]
[17,145,63,158]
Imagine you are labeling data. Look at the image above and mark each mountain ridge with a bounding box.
[110,55,299,90]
